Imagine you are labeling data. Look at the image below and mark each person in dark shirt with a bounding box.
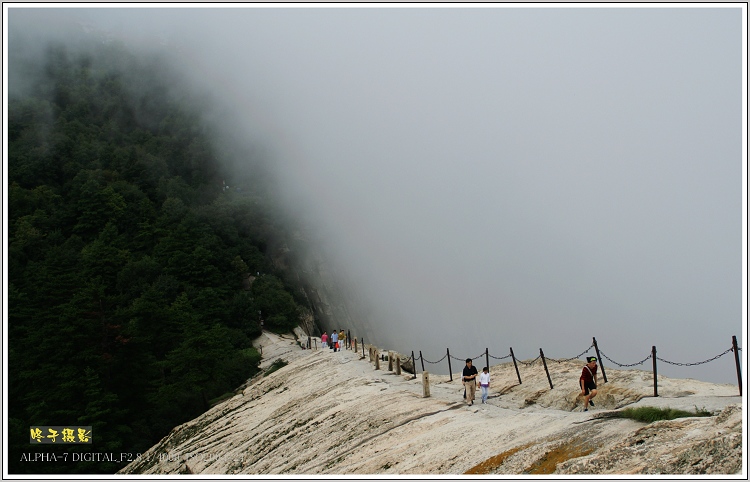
[462,358,479,406]
[579,356,598,411]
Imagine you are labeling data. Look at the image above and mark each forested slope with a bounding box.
[7,39,305,474]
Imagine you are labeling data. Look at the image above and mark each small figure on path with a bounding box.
[339,330,346,350]
[478,366,490,404]
[580,356,598,411]
[321,332,328,349]
[331,330,339,352]
[462,358,478,406]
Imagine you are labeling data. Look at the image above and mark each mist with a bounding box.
[5,6,745,384]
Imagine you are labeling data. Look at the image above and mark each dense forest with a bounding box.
[7,39,308,474]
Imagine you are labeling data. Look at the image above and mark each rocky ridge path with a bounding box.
[119,330,744,475]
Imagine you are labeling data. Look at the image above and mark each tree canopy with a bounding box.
[8,39,304,474]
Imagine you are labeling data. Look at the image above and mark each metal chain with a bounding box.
[599,349,651,367]
[414,344,739,370]
[656,347,734,367]
[422,353,448,364]
[488,353,512,360]
[546,344,595,363]
[519,356,541,367]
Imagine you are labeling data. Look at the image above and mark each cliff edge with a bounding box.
[119,331,744,475]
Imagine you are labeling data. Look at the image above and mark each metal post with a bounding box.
[652,346,658,397]
[540,348,553,389]
[592,337,607,383]
[510,347,521,384]
[420,350,425,373]
[347,330,351,350]
[308,336,311,350]
[447,348,453,382]
[412,351,417,379]
[732,335,742,396]
[485,347,489,373]
[362,338,365,358]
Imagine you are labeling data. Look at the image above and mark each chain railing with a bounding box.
[656,347,734,366]
[546,344,595,363]
[350,334,742,397]
[599,350,652,368]
[421,353,447,365]
[488,353,512,360]
[519,355,541,367]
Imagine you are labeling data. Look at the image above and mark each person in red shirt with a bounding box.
[579,356,598,411]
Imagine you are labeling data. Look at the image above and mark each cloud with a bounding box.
[6,5,745,383]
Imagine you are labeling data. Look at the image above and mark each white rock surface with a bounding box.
[119,331,744,475]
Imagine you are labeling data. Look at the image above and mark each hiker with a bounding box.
[339,330,346,350]
[478,366,490,404]
[321,332,328,349]
[331,330,338,352]
[580,356,598,411]
[462,358,478,406]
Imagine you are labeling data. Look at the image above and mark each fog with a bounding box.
[6,5,745,384]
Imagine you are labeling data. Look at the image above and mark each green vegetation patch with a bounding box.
[605,406,712,423]
[263,359,288,377]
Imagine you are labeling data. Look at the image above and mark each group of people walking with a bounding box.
[461,356,598,410]
[320,330,347,352]
[461,359,490,406]
[317,332,600,411]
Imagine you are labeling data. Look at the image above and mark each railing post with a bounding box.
[422,371,430,398]
[592,337,607,383]
[540,348,553,389]
[361,338,365,358]
[447,348,453,382]
[652,346,658,397]
[732,335,742,396]
[420,350,425,373]
[485,347,489,372]
[354,337,358,353]
[347,330,351,350]
[308,336,311,349]
[510,347,522,384]
[388,352,394,371]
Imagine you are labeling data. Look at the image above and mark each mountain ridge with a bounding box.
[119,330,744,476]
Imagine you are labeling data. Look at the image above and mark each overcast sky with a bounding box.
[6,5,746,384]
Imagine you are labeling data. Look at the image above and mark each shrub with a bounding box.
[608,406,712,423]
[263,358,288,377]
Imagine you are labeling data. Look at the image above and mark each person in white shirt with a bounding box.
[478,367,491,404]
